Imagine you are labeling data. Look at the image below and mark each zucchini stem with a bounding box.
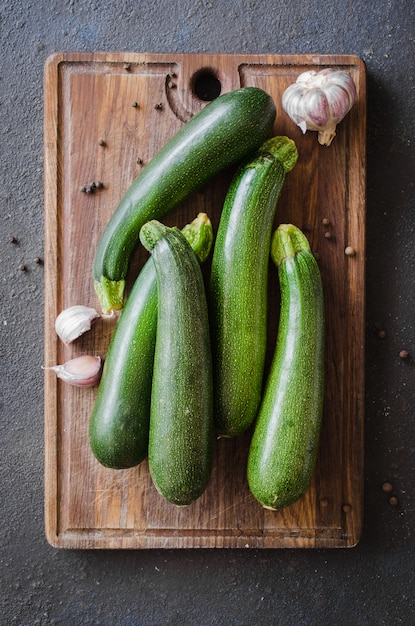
[271,223,311,266]
[139,220,172,252]
[259,136,298,173]
[94,276,126,313]
[182,213,214,263]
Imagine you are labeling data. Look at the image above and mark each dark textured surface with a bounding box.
[1,1,414,624]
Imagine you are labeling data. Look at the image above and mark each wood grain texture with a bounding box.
[44,52,366,549]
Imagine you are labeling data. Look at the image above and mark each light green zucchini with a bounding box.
[247,224,325,510]
[139,220,213,506]
[208,136,298,437]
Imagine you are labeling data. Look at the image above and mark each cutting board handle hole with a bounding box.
[192,69,221,101]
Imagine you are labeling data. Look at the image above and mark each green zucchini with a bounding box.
[208,137,298,438]
[89,214,213,469]
[247,224,325,510]
[139,220,213,505]
[93,87,276,313]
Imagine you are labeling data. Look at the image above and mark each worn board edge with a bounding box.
[43,51,366,549]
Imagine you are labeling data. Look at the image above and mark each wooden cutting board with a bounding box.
[44,52,366,549]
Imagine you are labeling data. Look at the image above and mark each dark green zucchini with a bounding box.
[89,213,213,469]
[93,87,276,313]
[139,220,213,506]
[208,136,298,438]
[247,224,325,510]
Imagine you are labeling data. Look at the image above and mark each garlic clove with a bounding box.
[44,355,102,388]
[302,88,331,130]
[327,85,350,119]
[55,305,100,345]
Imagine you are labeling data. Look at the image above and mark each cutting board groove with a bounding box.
[44,52,366,549]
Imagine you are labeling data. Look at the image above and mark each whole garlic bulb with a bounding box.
[281,68,357,146]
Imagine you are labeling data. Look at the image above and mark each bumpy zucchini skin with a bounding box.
[247,224,325,510]
[208,137,298,438]
[89,214,213,470]
[93,87,276,313]
[140,220,213,506]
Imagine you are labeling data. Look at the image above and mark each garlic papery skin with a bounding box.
[44,355,102,388]
[55,305,100,345]
[282,69,357,146]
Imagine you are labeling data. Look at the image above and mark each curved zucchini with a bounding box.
[140,220,213,505]
[208,137,298,437]
[247,224,325,510]
[89,214,213,469]
[94,87,276,313]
